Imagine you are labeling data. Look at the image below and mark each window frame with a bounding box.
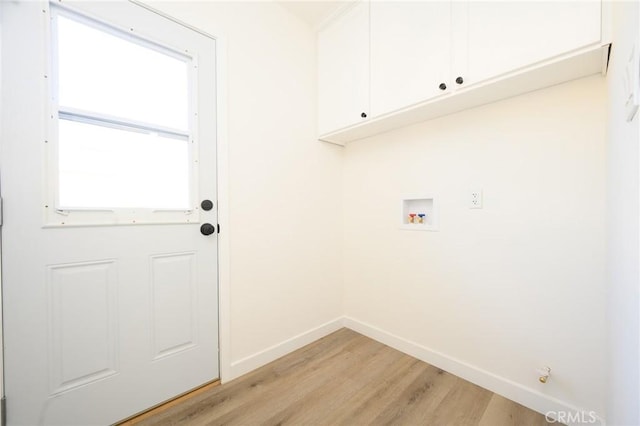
[45,3,201,227]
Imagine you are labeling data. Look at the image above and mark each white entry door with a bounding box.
[1,1,219,424]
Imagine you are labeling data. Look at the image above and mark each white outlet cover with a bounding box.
[470,190,483,209]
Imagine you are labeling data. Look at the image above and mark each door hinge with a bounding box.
[0,197,3,227]
[2,396,6,426]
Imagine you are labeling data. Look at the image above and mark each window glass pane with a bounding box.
[57,15,189,131]
[58,119,191,210]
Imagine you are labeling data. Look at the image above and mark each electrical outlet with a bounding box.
[470,190,482,209]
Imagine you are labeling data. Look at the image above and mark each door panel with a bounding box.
[0,1,219,424]
[151,252,198,359]
[48,260,118,395]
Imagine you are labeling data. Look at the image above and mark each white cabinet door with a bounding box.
[370,1,451,117]
[456,0,602,86]
[318,1,369,135]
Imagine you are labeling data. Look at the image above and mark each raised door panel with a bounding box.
[318,1,369,135]
[370,1,451,117]
[457,1,601,86]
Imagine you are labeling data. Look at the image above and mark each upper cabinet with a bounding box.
[457,1,602,87]
[318,0,610,145]
[318,1,369,135]
[370,1,451,117]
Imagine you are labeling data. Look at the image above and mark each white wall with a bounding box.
[0,0,4,410]
[142,0,344,380]
[343,76,607,418]
[606,1,640,425]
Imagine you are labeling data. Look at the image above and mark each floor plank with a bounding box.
[134,328,556,426]
[479,394,554,426]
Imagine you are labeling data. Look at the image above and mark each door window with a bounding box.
[48,8,198,224]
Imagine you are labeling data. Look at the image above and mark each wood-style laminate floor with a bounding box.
[135,328,554,426]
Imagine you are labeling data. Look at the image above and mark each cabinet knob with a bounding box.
[439,83,447,91]
[456,76,464,85]
[361,112,367,118]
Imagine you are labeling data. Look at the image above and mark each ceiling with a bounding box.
[277,1,348,29]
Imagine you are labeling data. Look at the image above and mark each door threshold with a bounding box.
[116,379,221,425]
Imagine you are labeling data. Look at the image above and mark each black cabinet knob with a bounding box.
[361,112,367,118]
[439,83,447,91]
[456,76,464,85]
[200,223,215,236]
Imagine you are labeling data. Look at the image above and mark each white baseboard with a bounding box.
[227,317,345,381]
[343,316,605,426]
